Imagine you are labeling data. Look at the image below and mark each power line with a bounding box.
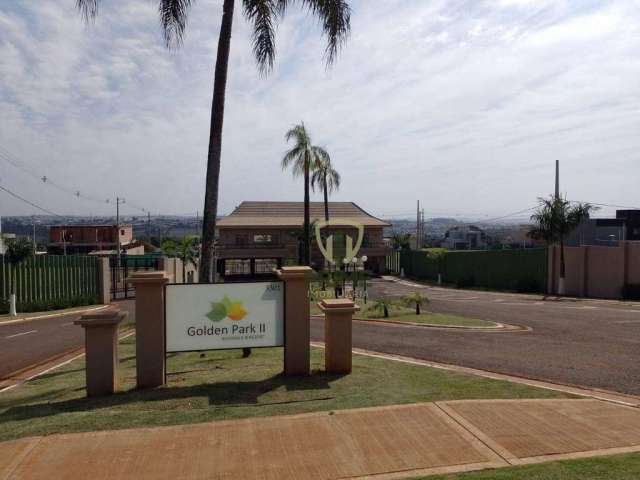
[0,146,148,214]
[567,199,640,210]
[0,184,63,217]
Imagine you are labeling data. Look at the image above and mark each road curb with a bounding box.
[0,305,109,327]
[310,342,640,408]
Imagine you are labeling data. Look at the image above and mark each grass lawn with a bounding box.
[420,453,640,479]
[358,311,495,328]
[0,335,571,442]
[357,304,495,328]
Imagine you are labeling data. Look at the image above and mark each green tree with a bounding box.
[529,195,595,295]
[391,231,411,251]
[4,237,33,315]
[371,297,393,318]
[162,236,200,283]
[77,0,351,283]
[282,123,328,265]
[311,151,340,222]
[403,292,429,315]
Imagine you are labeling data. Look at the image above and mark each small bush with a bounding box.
[622,284,640,301]
[515,277,542,293]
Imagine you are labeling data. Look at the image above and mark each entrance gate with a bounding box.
[110,255,161,300]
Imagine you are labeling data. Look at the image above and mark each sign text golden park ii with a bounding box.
[165,283,284,352]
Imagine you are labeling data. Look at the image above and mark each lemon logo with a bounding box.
[206,295,248,322]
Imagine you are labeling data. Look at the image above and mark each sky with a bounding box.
[1,0,639,222]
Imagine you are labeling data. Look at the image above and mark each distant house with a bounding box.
[567,210,640,246]
[0,233,16,255]
[48,225,144,255]
[442,225,487,250]
[215,201,391,280]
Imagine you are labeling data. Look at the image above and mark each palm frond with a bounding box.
[159,0,193,48]
[303,0,351,65]
[244,0,280,74]
[76,0,98,22]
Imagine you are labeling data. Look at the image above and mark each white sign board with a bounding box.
[165,282,284,352]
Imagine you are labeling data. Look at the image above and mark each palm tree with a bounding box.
[282,123,327,265]
[529,195,595,295]
[77,0,351,283]
[162,236,200,283]
[311,151,340,222]
[403,292,429,315]
[370,297,393,318]
[390,231,411,251]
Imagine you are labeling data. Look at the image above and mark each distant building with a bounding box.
[442,225,487,250]
[48,225,144,255]
[485,224,546,249]
[567,210,640,246]
[215,201,391,279]
[0,233,17,255]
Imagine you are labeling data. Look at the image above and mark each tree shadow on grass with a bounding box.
[0,371,346,424]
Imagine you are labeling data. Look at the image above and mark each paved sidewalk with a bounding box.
[2,399,640,480]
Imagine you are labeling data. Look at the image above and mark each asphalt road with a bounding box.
[2,281,639,396]
[312,278,640,396]
[0,313,87,379]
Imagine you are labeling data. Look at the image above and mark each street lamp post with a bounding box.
[361,255,368,304]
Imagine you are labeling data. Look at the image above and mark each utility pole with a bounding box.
[555,159,560,200]
[147,211,151,245]
[116,197,125,267]
[421,209,425,248]
[416,200,421,249]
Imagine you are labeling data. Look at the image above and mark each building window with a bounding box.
[255,258,278,274]
[253,234,275,244]
[235,235,248,246]
[120,229,125,236]
[225,259,250,275]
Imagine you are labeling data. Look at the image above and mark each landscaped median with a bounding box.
[0,334,569,443]
[311,298,512,330]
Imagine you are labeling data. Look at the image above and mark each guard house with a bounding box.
[215,201,391,280]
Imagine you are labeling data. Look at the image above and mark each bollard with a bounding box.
[319,299,359,374]
[74,308,127,397]
[127,271,169,388]
[277,266,313,376]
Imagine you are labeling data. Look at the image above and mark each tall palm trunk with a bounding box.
[200,0,235,283]
[323,172,329,221]
[303,154,310,265]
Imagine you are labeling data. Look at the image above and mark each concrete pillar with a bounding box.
[97,257,111,305]
[127,271,169,388]
[319,299,359,374]
[74,308,126,397]
[277,266,313,376]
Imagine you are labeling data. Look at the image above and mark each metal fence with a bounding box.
[0,255,99,310]
[399,248,548,293]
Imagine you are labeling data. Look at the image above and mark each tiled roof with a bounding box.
[217,202,390,228]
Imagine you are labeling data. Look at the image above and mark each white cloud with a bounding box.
[1,0,639,220]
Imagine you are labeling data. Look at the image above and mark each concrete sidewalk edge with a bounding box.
[310,342,640,408]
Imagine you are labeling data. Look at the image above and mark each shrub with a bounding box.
[622,284,640,301]
[3,294,100,314]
